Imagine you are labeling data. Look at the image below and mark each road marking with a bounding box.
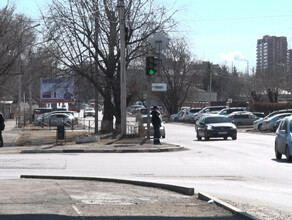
[72,205,86,220]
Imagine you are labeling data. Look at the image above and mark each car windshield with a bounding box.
[204,117,230,124]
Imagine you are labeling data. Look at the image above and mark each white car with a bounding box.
[84,107,95,118]
[170,110,184,122]
[140,116,165,138]
[182,108,201,122]
[253,118,264,130]
[192,106,226,122]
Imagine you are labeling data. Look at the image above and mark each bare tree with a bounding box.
[159,38,198,114]
[41,0,176,133]
[0,3,38,100]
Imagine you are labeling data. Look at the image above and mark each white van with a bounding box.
[191,106,226,122]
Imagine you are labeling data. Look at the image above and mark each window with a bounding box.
[280,120,287,132]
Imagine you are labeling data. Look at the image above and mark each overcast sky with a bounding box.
[3,0,292,73]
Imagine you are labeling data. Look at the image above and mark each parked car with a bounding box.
[170,110,184,122]
[192,106,227,122]
[140,116,165,138]
[32,108,53,121]
[38,112,77,126]
[178,109,187,122]
[135,108,148,119]
[129,104,145,114]
[35,110,78,125]
[273,118,284,132]
[227,111,258,126]
[84,107,95,118]
[217,107,247,116]
[261,113,292,131]
[275,116,292,161]
[252,112,265,118]
[195,114,237,141]
[253,109,292,131]
[181,108,201,122]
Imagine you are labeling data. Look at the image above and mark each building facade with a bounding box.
[256,35,287,73]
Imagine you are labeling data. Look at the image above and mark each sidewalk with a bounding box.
[1,119,184,154]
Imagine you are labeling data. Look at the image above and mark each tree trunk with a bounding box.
[101,86,113,132]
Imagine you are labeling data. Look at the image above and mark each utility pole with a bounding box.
[94,0,99,134]
[118,0,127,136]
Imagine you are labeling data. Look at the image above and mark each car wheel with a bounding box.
[174,118,178,122]
[232,135,237,140]
[223,136,228,140]
[285,146,292,162]
[275,144,282,160]
[205,136,209,141]
[162,135,165,138]
[196,133,202,141]
[258,124,263,131]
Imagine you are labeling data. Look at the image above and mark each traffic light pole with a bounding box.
[147,75,151,139]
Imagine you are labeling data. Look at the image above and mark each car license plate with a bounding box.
[218,132,227,134]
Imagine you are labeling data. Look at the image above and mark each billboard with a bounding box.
[40,78,75,103]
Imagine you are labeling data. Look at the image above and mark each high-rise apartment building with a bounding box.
[256,35,287,73]
[288,49,292,73]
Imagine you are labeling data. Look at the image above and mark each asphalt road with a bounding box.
[0,121,291,219]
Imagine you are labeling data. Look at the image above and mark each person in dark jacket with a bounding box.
[0,112,5,147]
[151,106,161,145]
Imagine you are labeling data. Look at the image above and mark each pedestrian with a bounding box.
[151,106,161,145]
[0,112,5,147]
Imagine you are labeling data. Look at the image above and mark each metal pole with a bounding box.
[17,70,22,128]
[118,0,127,136]
[147,76,151,139]
[29,75,32,124]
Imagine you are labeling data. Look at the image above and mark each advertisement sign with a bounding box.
[40,78,75,103]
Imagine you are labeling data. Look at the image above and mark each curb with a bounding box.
[20,146,184,154]
[198,192,259,220]
[20,175,194,196]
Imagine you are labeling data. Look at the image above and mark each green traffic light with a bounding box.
[149,69,154,75]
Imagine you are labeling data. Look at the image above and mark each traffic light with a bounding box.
[146,56,157,76]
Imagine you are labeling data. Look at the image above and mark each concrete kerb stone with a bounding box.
[20,145,185,154]
[20,174,194,196]
[198,192,259,220]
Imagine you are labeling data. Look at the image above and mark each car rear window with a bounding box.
[190,109,200,113]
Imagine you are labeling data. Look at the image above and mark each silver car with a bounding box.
[140,116,165,138]
[38,113,77,126]
[227,111,258,126]
[261,113,292,131]
[275,116,292,161]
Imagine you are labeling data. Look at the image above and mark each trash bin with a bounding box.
[57,125,65,140]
